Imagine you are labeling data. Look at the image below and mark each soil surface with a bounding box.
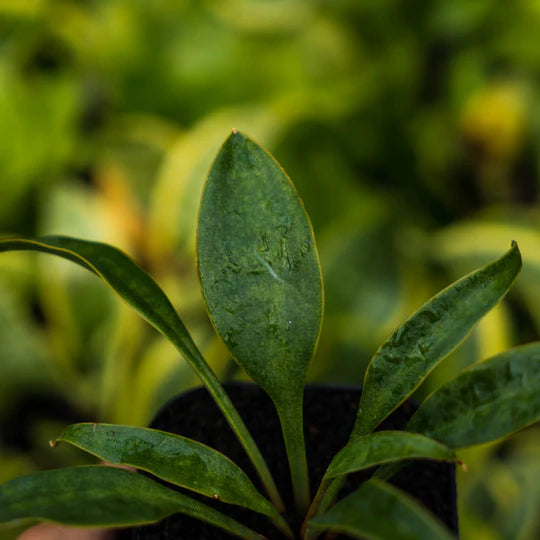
[119,383,457,539]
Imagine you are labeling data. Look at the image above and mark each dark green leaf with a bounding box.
[353,242,521,437]
[407,342,540,448]
[58,423,280,522]
[0,236,200,363]
[324,431,456,478]
[197,131,323,510]
[307,479,454,540]
[0,466,262,539]
[197,130,323,411]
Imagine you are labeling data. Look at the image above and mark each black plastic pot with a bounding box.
[122,383,458,539]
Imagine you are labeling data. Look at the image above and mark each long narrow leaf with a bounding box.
[0,466,262,539]
[324,431,456,479]
[353,242,521,437]
[307,479,454,540]
[407,342,540,448]
[197,130,323,511]
[0,235,283,509]
[0,236,206,367]
[57,423,286,531]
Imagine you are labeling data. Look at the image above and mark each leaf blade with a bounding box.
[197,130,323,407]
[197,130,323,510]
[58,423,276,519]
[0,236,199,360]
[407,342,540,448]
[307,479,454,540]
[354,242,522,437]
[324,431,456,479]
[0,466,261,539]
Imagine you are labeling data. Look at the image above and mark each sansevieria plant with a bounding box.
[0,131,538,539]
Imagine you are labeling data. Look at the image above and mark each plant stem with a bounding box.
[276,401,310,513]
[302,416,376,522]
[306,475,345,522]
[303,527,320,540]
[301,475,345,540]
[202,368,285,512]
[272,511,295,539]
[302,476,330,532]
[174,335,285,511]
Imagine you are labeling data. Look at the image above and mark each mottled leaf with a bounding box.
[407,342,540,448]
[197,131,323,510]
[0,466,261,539]
[353,242,521,437]
[307,479,454,540]
[198,130,322,411]
[58,423,283,526]
[324,431,456,478]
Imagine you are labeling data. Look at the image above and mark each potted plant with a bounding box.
[0,131,538,539]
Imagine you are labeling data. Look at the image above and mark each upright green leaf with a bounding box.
[307,432,455,526]
[197,130,323,511]
[0,236,282,510]
[307,479,454,540]
[324,431,456,479]
[353,242,521,437]
[407,342,540,448]
[0,466,262,539]
[57,423,290,536]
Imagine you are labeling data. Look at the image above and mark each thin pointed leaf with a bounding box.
[0,235,283,509]
[57,423,278,521]
[0,466,262,539]
[324,431,456,479]
[0,236,200,362]
[353,242,521,437]
[407,342,540,448]
[307,479,454,540]
[197,130,323,510]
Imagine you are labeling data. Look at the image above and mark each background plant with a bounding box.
[1,1,540,538]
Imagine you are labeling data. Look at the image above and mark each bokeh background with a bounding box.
[0,1,539,538]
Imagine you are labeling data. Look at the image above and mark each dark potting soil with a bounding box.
[120,383,457,539]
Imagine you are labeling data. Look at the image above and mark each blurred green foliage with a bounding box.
[0,1,539,538]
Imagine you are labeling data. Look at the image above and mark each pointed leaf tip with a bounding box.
[324,431,456,479]
[57,423,278,520]
[353,242,522,437]
[0,466,264,538]
[198,133,323,406]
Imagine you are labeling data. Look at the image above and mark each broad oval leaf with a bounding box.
[0,466,262,539]
[0,235,282,509]
[197,130,323,510]
[58,423,279,522]
[197,130,323,408]
[407,342,540,448]
[324,431,456,479]
[307,479,454,540]
[353,242,521,437]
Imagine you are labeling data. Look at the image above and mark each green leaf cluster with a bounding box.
[1,132,538,539]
